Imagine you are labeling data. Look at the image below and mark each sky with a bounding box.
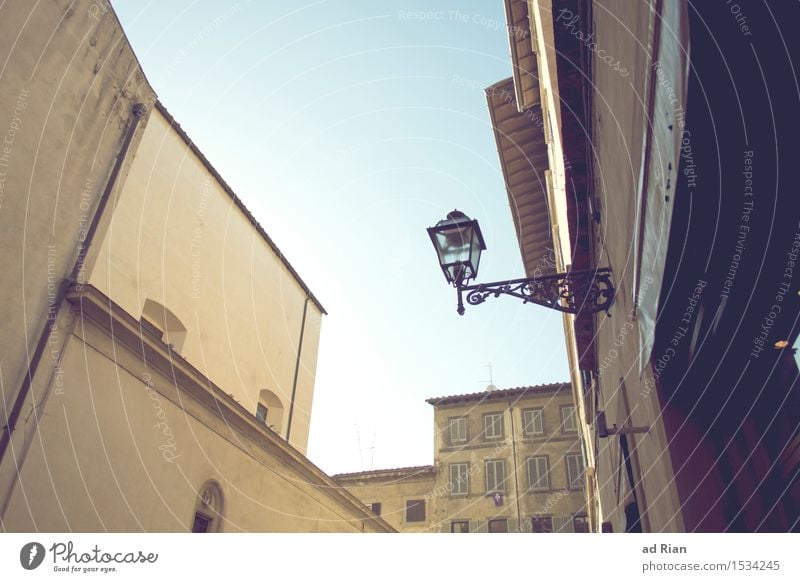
[113,0,569,475]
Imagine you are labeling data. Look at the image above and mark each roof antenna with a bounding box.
[485,361,497,392]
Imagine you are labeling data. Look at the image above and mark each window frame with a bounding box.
[449,462,470,496]
[488,518,508,533]
[522,408,545,436]
[484,458,506,493]
[255,403,268,424]
[450,520,470,533]
[565,452,585,490]
[526,455,550,492]
[405,499,426,523]
[531,516,554,533]
[560,405,577,433]
[483,412,504,440]
[448,416,468,444]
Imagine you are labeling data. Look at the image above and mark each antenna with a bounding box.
[485,361,497,392]
[355,424,376,470]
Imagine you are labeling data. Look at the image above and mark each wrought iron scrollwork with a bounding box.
[455,269,614,315]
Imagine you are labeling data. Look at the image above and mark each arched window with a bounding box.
[255,389,285,432]
[140,299,187,352]
[191,480,224,533]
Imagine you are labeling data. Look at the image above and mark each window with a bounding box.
[531,516,553,533]
[566,453,585,490]
[450,520,470,533]
[523,408,544,436]
[192,513,211,533]
[527,456,550,491]
[573,515,589,533]
[484,413,504,440]
[561,405,577,432]
[485,459,506,493]
[449,417,467,443]
[488,519,508,533]
[255,403,268,424]
[449,463,470,496]
[406,499,425,522]
[368,502,381,516]
[192,480,223,533]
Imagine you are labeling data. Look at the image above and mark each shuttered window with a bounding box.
[527,456,550,491]
[485,459,506,493]
[449,417,467,443]
[449,463,470,495]
[566,453,585,490]
[488,518,508,533]
[522,408,544,436]
[406,499,426,522]
[531,516,553,533]
[484,413,504,439]
[561,405,577,432]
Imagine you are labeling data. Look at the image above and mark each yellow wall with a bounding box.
[429,388,587,532]
[0,0,154,423]
[89,107,322,454]
[2,294,385,533]
[336,469,437,533]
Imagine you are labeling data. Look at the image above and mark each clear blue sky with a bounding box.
[113,0,569,474]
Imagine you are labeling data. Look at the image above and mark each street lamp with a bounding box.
[427,209,615,316]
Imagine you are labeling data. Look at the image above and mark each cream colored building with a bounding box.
[336,384,588,533]
[0,0,391,533]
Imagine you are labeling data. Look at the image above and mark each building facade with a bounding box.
[0,0,391,533]
[491,0,800,532]
[336,384,588,533]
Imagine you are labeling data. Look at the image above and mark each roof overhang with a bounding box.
[486,77,555,278]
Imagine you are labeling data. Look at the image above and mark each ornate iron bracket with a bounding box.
[455,268,615,316]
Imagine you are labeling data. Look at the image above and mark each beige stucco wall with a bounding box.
[429,389,586,532]
[2,299,383,532]
[336,469,437,533]
[88,107,321,454]
[588,0,688,532]
[0,0,154,424]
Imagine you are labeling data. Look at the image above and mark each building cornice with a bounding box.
[65,283,388,530]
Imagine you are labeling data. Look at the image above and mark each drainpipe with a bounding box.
[0,103,147,467]
[507,398,523,529]
[285,296,309,444]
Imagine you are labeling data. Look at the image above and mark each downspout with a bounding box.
[507,398,523,529]
[285,296,309,443]
[0,103,146,467]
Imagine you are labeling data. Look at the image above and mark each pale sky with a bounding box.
[113,0,569,475]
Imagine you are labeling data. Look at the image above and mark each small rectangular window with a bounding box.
[255,403,268,424]
[368,502,381,516]
[192,513,211,533]
[561,405,577,432]
[573,515,589,533]
[527,456,550,491]
[450,520,470,533]
[484,413,504,440]
[488,518,508,533]
[406,499,426,522]
[449,463,470,496]
[485,459,506,493]
[531,516,553,533]
[523,409,544,436]
[566,453,585,490]
[449,417,467,443]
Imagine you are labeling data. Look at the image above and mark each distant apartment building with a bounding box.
[335,383,588,532]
